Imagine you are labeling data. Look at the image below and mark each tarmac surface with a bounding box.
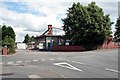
[0,48,119,79]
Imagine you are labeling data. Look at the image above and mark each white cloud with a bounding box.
[0,1,119,42]
[0,1,65,42]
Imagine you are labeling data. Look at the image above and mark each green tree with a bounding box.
[2,36,15,53]
[2,25,15,41]
[30,36,35,42]
[7,26,16,41]
[1,24,16,54]
[114,17,120,42]
[2,25,7,40]
[62,2,113,48]
[23,34,31,44]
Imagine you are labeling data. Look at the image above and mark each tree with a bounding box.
[7,26,16,41]
[3,36,15,46]
[1,24,16,54]
[2,36,15,53]
[2,25,15,41]
[62,2,113,47]
[114,17,120,42]
[85,2,113,44]
[23,34,31,44]
[2,25,7,40]
[23,35,35,44]
[30,36,35,42]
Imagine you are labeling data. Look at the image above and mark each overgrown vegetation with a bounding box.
[1,24,16,54]
[62,2,113,50]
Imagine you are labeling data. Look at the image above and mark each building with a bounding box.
[34,25,63,50]
[35,25,119,51]
[16,42,27,49]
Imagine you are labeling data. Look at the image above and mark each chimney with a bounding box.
[48,25,52,35]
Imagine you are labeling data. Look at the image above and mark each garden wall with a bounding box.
[52,41,119,51]
[52,45,86,51]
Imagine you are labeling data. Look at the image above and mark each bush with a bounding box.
[8,47,15,54]
[83,44,97,50]
[3,36,15,54]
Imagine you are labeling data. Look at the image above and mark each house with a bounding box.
[16,42,27,49]
[34,25,63,50]
[35,25,119,51]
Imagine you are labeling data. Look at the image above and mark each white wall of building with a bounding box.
[17,43,27,49]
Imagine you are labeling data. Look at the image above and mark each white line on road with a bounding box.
[54,62,82,72]
[16,61,22,63]
[33,60,39,62]
[105,68,120,73]
[7,62,14,64]
[28,74,41,78]
[49,59,55,61]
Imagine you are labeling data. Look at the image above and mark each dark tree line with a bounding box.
[23,34,35,44]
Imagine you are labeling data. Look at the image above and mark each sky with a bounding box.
[0,0,119,42]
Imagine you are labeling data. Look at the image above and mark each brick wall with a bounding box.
[52,45,86,51]
[52,41,119,51]
[2,47,8,55]
[100,41,119,49]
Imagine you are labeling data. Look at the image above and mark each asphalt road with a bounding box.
[0,49,119,79]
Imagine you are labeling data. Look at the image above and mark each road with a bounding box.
[0,49,119,79]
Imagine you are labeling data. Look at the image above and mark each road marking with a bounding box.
[41,59,46,61]
[7,62,14,64]
[25,61,31,63]
[28,74,41,78]
[105,68,120,73]
[66,60,85,65]
[33,60,39,62]
[54,62,82,72]
[49,59,55,61]
[16,61,22,63]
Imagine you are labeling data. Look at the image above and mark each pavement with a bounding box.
[0,49,119,79]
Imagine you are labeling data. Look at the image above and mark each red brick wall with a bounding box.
[52,41,119,51]
[52,45,86,51]
[2,48,8,55]
[101,41,119,49]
